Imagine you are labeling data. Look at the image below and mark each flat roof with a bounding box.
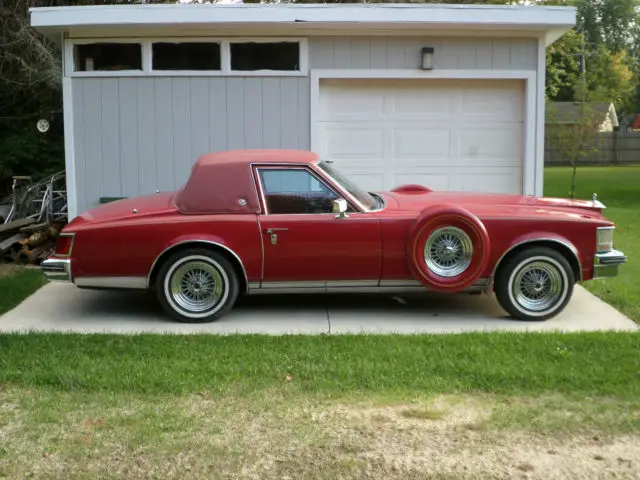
[30,3,575,45]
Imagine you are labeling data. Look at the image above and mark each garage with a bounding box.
[316,78,526,194]
[28,3,576,218]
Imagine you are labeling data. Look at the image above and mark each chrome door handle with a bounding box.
[265,228,288,245]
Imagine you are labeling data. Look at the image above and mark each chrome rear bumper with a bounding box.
[41,258,71,282]
[593,249,627,278]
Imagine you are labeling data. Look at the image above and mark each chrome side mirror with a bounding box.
[333,198,349,219]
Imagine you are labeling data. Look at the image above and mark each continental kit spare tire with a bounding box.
[407,204,491,292]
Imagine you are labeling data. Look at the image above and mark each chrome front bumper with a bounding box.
[593,249,627,278]
[41,258,71,282]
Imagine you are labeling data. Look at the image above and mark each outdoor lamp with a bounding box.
[421,47,434,70]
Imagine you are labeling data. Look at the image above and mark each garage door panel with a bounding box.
[390,89,454,118]
[458,126,523,163]
[317,78,525,195]
[456,168,522,194]
[393,128,451,158]
[319,85,386,121]
[461,90,525,121]
[318,125,386,162]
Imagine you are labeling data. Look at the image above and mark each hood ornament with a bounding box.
[132,208,138,214]
[592,193,606,209]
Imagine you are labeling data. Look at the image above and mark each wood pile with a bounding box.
[0,218,66,265]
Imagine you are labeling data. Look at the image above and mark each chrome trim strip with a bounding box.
[248,278,490,295]
[41,258,71,282]
[491,238,583,282]
[76,276,147,289]
[146,240,249,292]
[326,280,379,287]
[595,249,627,265]
[261,281,327,289]
[379,279,423,287]
[593,248,627,279]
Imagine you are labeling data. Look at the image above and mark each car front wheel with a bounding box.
[494,246,575,321]
[156,248,239,323]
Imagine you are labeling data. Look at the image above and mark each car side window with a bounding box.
[258,168,341,214]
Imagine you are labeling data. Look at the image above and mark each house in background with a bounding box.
[29,3,575,220]
[547,101,619,133]
[618,112,640,132]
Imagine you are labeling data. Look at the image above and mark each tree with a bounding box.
[546,102,606,198]
[0,0,175,195]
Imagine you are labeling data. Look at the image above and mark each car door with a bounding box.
[255,165,383,284]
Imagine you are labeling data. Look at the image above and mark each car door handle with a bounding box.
[264,228,288,245]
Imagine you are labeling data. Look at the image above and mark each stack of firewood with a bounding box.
[0,218,65,265]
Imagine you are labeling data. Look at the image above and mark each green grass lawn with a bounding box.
[0,332,639,478]
[544,165,640,323]
[0,265,47,316]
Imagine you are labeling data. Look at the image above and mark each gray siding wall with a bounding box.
[72,77,309,212]
[70,36,537,213]
[308,36,538,70]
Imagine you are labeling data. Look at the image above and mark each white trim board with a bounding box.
[309,68,538,196]
[31,4,576,44]
[62,77,77,221]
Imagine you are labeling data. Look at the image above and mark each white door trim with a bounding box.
[309,68,537,196]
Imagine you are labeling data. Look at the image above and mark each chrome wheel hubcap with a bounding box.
[424,226,473,277]
[512,261,563,312]
[169,260,224,313]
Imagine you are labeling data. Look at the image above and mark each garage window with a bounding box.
[67,38,307,76]
[73,42,142,72]
[230,42,300,71]
[152,42,221,71]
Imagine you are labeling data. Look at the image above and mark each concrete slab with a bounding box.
[326,286,638,334]
[0,283,330,335]
[0,282,636,335]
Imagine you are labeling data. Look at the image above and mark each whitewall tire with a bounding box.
[494,246,575,321]
[156,248,239,323]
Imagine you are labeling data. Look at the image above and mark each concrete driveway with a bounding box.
[0,283,637,334]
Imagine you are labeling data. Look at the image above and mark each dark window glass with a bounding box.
[259,168,340,214]
[230,42,300,71]
[74,43,142,71]
[152,42,221,71]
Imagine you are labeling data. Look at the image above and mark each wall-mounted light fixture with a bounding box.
[421,47,434,70]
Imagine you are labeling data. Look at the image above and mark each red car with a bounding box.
[42,149,626,323]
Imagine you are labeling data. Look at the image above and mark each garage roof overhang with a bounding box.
[31,3,575,46]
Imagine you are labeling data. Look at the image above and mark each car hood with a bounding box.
[66,192,176,229]
[382,188,605,217]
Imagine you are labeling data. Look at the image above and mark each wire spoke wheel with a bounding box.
[424,226,473,277]
[169,260,225,314]
[512,260,564,313]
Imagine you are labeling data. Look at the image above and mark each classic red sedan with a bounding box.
[42,149,626,323]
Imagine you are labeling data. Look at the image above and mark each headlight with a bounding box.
[596,227,614,253]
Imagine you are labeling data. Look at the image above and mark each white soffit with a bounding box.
[30,4,575,45]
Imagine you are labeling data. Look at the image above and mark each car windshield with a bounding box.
[317,161,379,211]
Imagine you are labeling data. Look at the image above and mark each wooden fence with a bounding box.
[544,131,640,166]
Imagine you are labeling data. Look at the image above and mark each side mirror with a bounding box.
[333,198,349,219]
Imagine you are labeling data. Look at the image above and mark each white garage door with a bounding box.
[316,78,525,194]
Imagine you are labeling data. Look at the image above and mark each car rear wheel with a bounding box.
[156,248,239,323]
[494,246,575,321]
